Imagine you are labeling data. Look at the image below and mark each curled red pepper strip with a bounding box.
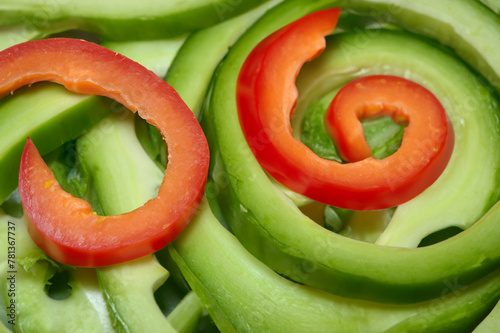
[325,75,453,163]
[0,38,209,267]
[236,8,454,210]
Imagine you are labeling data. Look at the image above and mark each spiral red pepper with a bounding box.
[236,8,454,210]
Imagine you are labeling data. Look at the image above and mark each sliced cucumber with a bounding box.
[473,299,500,332]
[166,0,281,117]
[0,212,112,333]
[0,0,269,41]
[346,0,500,91]
[98,256,176,333]
[0,83,114,204]
[77,110,205,332]
[77,112,164,216]
[0,25,42,51]
[170,199,500,332]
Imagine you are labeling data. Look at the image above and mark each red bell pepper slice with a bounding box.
[0,38,209,267]
[236,8,454,210]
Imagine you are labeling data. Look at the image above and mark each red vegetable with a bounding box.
[236,8,454,210]
[0,38,209,267]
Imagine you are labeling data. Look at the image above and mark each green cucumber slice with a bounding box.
[170,200,500,332]
[166,291,203,333]
[0,212,112,333]
[0,83,114,204]
[473,299,500,332]
[77,112,164,216]
[345,0,500,92]
[166,0,282,117]
[77,110,204,332]
[0,0,269,41]
[98,256,176,333]
[0,25,42,51]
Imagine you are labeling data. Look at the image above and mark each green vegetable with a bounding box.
[346,0,500,92]
[170,199,500,332]
[301,90,404,162]
[75,111,174,332]
[166,0,282,117]
[98,256,176,333]
[0,83,114,204]
[473,299,500,332]
[0,212,112,332]
[0,25,41,51]
[166,291,204,333]
[0,0,269,41]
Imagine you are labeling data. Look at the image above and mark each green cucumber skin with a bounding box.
[170,200,500,332]
[203,0,500,303]
[0,0,269,41]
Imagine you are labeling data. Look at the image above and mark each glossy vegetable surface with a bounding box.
[1,0,500,332]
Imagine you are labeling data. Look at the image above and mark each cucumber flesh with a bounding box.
[77,112,164,216]
[0,83,114,204]
[0,25,42,51]
[98,256,176,333]
[166,291,203,333]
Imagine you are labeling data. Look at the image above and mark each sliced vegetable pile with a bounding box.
[1,0,500,332]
